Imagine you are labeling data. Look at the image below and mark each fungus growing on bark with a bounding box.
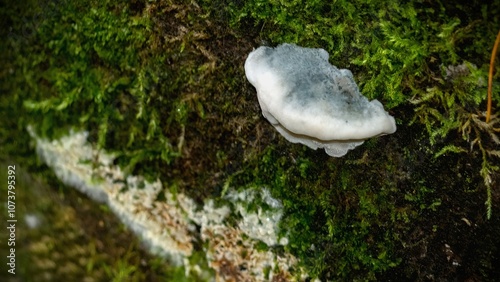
[245,43,396,157]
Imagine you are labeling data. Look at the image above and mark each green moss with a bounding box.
[225,145,407,279]
[3,0,212,180]
[223,0,495,107]
[2,0,500,281]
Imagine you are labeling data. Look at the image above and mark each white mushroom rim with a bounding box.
[245,43,397,157]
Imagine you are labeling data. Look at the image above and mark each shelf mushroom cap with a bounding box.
[245,43,396,157]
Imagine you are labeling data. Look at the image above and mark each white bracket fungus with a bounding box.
[245,43,397,157]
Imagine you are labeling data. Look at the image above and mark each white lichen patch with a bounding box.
[225,188,285,246]
[195,191,304,281]
[28,126,309,280]
[28,126,194,265]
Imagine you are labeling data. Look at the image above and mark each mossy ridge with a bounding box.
[1,0,260,213]
[2,0,500,281]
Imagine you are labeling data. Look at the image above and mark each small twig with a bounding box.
[486,30,500,123]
